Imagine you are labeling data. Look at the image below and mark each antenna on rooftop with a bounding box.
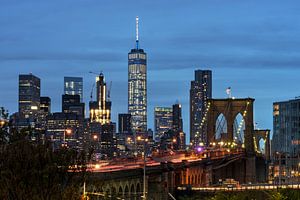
[136,16,139,49]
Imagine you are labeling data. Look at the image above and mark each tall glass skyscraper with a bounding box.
[64,77,83,102]
[190,70,212,146]
[128,16,147,133]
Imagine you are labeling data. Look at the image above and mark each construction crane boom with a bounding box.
[90,83,95,101]
[107,81,112,100]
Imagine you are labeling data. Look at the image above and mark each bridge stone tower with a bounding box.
[206,98,255,154]
[206,98,256,183]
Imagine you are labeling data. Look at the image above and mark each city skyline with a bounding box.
[1,1,300,142]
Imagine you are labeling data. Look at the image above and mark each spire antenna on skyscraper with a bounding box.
[136,16,139,49]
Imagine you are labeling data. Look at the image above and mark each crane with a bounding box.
[107,81,112,101]
[89,71,102,76]
[90,83,95,101]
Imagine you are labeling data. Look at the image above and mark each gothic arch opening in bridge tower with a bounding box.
[215,113,227,140]
[233,113,245,144]
[258,138,265,154]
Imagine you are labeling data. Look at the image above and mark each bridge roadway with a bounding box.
[87,148,244,173]
[82,149,261,199]
[177,184,300,193]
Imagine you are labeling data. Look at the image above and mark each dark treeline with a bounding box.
[0,107,86,200]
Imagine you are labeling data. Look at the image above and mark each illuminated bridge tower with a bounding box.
[128,16,147,133]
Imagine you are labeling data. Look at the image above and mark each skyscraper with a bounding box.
[128,16,147,133]
[272,98,300,181]
[154,107,173,142]
[118,113,132,135]
[272,98,300,157]
[89,72,111,125]
[173,103,183,133]
[19,73,41,119]
[172,103,185,150]
[64,77,83,102]
[190,70,212,146]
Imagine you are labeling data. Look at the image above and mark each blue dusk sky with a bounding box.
[0,0,300,142]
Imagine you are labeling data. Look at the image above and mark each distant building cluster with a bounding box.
[5,17,300,180]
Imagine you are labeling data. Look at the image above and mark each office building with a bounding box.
[118,113,132,135]
[172,103,185,150]
[36,96,51,130]
[154,107,173,142]
[173,103,183,132]
[46,112,84,150]
[64,77,83,102]
[190,69,212,146]
[19,74,41,119]
[128,16,147,133]
[40,97,51,113]
[62,94,85,117]
[101,122,117,159]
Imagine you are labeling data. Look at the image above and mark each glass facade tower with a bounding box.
[128,16,147,133]
[64,77,83,102]
[190,70,212,146]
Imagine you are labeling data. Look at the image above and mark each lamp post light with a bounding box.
[0,119,6,128]
[63,128,72,147]
[137,136,148,200]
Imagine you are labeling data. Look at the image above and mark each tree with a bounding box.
[0,115,87,200]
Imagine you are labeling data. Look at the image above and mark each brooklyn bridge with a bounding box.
[82,98,271,199]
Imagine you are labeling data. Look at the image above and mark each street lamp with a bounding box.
[0,120,6,128]
[93,135,98,140]
[63,128,72,147]
[137,136,148,200]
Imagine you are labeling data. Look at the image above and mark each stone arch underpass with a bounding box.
[86,177,143,199]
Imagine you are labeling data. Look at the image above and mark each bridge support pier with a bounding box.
[245,156,256,183]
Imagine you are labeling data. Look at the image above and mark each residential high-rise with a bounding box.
[128,16,147,133]
[19,74,41,119]
[64,77,83,102]
[89,72,111,124]
[154,107,173,142]
[272,98,300,157]
[118,113,132,135]
[190,69,212,146]
[272,98,300,183]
